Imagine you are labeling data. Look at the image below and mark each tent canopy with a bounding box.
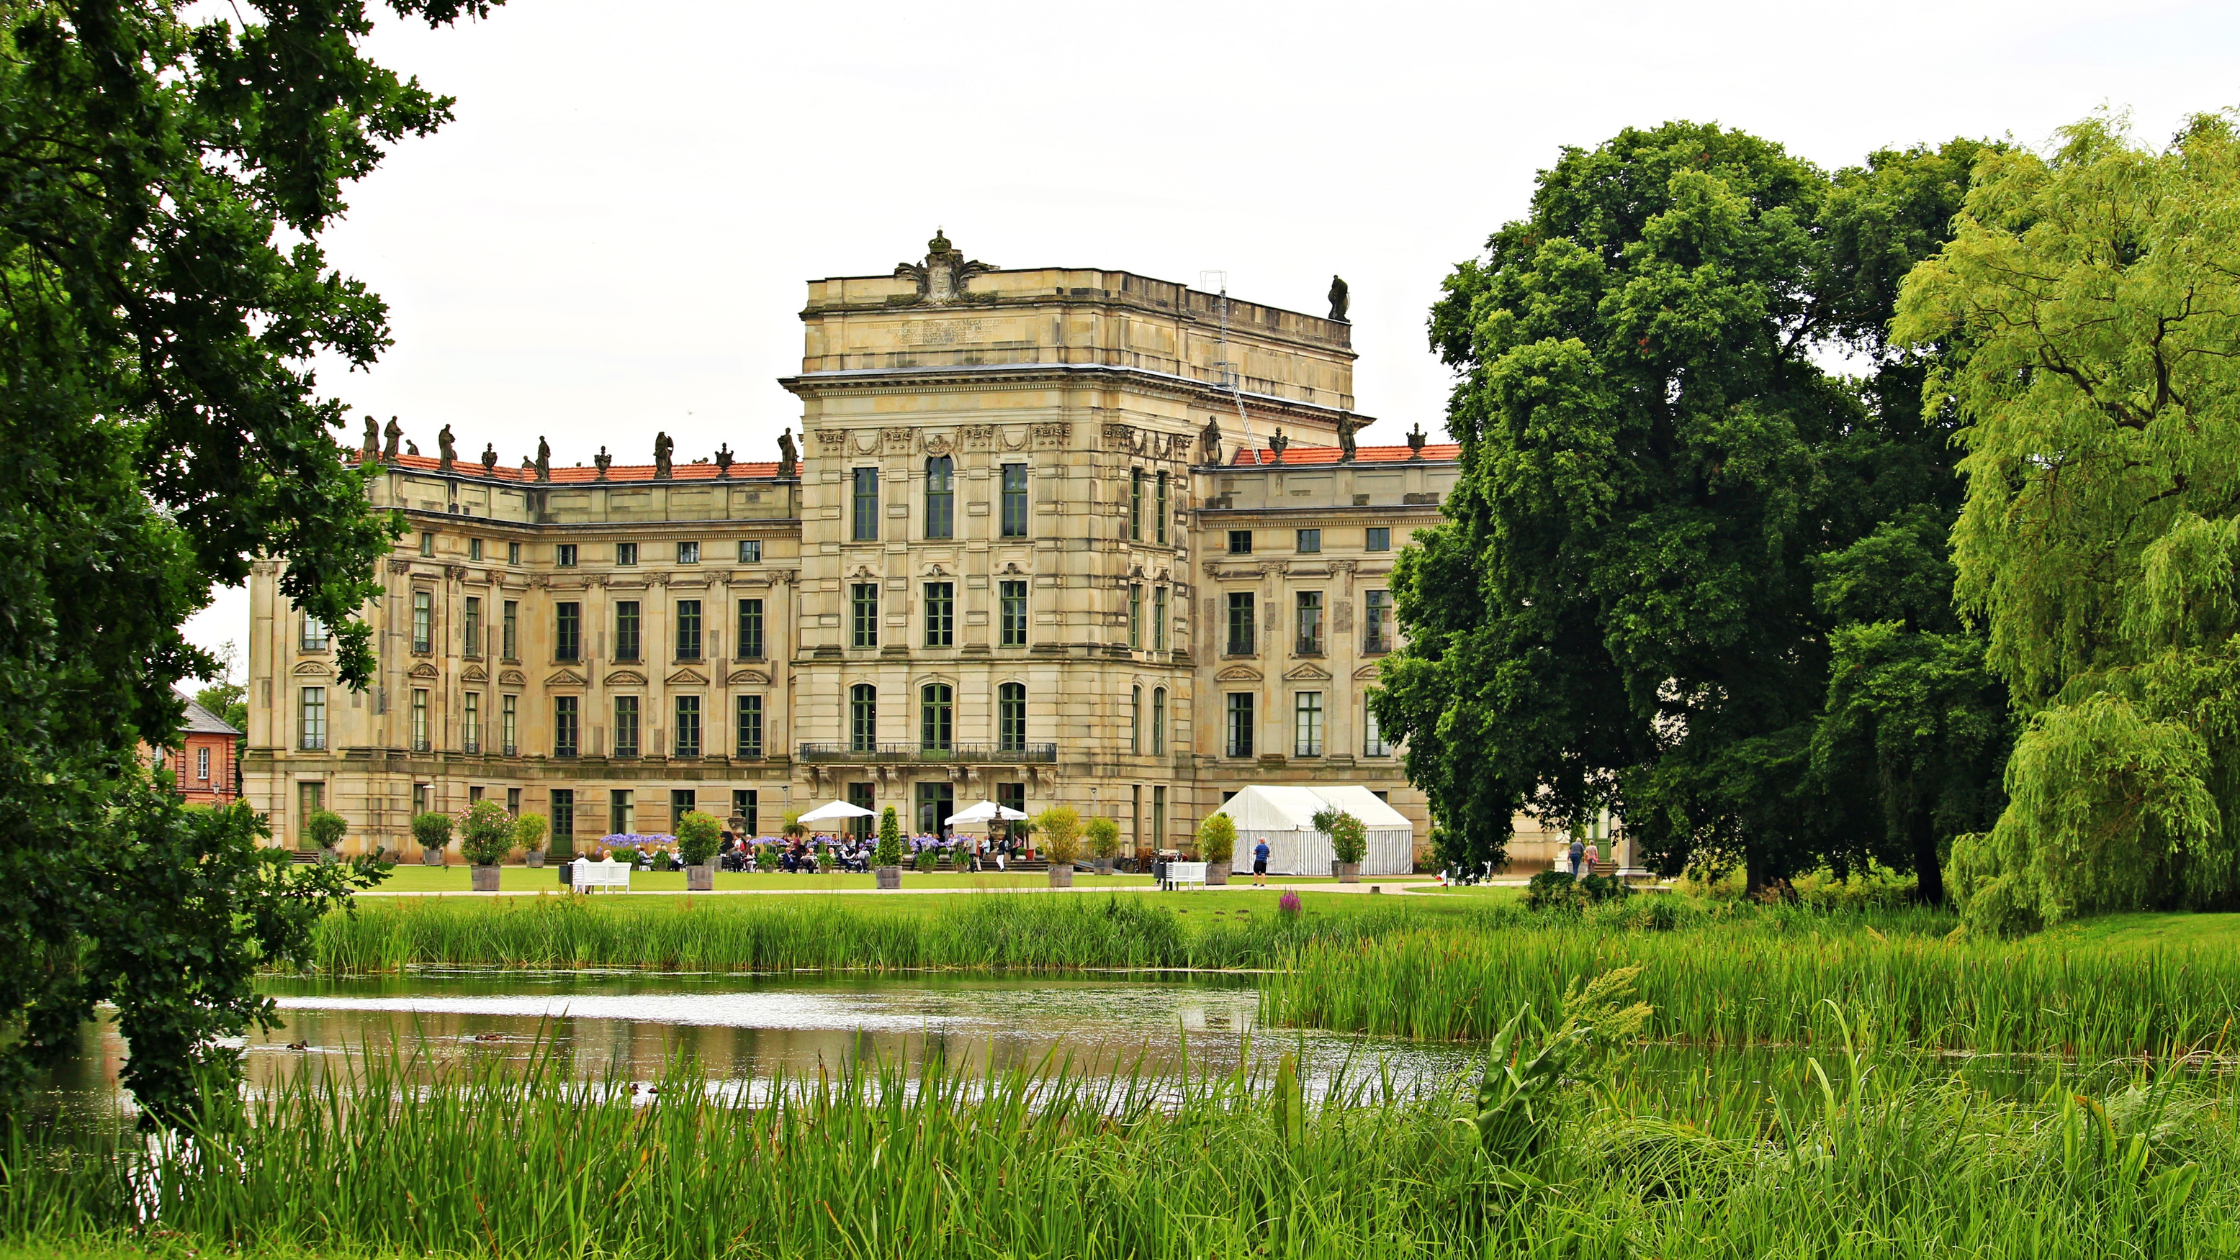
[1210,785,1416,876]
[946,799,1029,826]
[797,799,874,822]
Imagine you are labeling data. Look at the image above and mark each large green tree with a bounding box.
[1376,124,2004,895]
[0,0,493,1122]
[1894,112,2240,931]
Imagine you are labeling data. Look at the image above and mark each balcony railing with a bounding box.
[299,734,326,751]
[501,741,518,757]
[798,741,1057,764]
[411,738,431,753]
[464,737,481,754]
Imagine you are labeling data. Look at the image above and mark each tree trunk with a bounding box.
[1912,816,1946,907]
[1745,846,1768,901]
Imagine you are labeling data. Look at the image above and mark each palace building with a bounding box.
[243,233,1488,864]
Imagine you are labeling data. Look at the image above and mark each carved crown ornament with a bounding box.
[892,229,996,307]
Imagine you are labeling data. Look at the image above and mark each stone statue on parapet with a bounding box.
[406,440,419,456]
[360,415,379,463]
[714,442,734,478]
[1407,421,1427,459]
[480,443,498,474]
[1328,275,1349,323]
[1336,413,1359,463]
[653,431,674,480]
[1269,427,1289,463]
[521,455,534,477]
[437,424,456,472]
[776,427,799,479]
[1199,415,1223,467]
[594,446,611,480]
[382,416,402,463]
[894,228,995,306]
[535,435,551,482]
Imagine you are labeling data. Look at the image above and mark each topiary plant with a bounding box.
[1033,805,1082,866]
[411,810,453,854]
[513,812,548,854]
[305,807,348,852]
[1084,815,1121,860]
[458,800,515,867]
[676,810,723,868]
[1326,810,1367,866]
[874,806,902,869]
[1197,812,1236,866]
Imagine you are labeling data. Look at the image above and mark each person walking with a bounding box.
[1252,838,1271,887]
[1583,839,1601,877]
[1567,836,1586,878]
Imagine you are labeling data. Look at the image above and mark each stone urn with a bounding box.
[1206,862,1230,885]
[422,845,446,867]
[1336,862,1362,884]
[470,864,501,892]
[525,849,546,869]
[1048,865,1074,888]
[876,866,902,890]
[686,863,714,892]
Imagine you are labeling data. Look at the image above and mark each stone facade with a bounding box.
[243,236,1499,865]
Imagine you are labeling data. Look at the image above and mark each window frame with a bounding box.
[554,695,580,758]
[1365,527,1391,552]
[502,600,519,660]
[614,601,641,662]
[557,543,578,567]
[1152,687,1167,756]
[616,542,639,566]
[1294,691,1324,757]
[1296,591,1325,655]
[613,695,640,757]
[411,589,433,653]
[737,539,763,563]
[674,694,702,758]
[852,467,880,541]
[300,614,329,652]
[462,599,480,658]
[464,691,480,752]
[674,599,702,661]
[1155,472,1168,545]
[1130,685,1142,755]
[1364,589,1392,654]
[1224,692,1254,759]
[1295,528,1321,554]
[1128,583,1141,650]
[410,687,429,751]
[997,681,1027,752]
[1153,586,1167,652]
[919,682,953,752]
[849,683,877,753]
[924,582,954,648]
[1364,702,1390,757]
[500,694,517,754]
[1129,468,1144,542]
[924,456,955,540]
[999,579,1028,647]
[735,694,764,758]
[1226,591,1256,655]
[677,540,700,565]
[850,584,879,649]
[1228,529,1252,555]
[1000,463,1029,538]
[736,598,764,659]
[555,601,581,662]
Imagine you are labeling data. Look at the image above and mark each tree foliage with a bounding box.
[1374,122,2008,895]
[1894,111,2240,930]
[0,0,492,1121]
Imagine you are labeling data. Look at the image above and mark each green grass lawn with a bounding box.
[2035,909,2240,949]
[361,865,1441,896]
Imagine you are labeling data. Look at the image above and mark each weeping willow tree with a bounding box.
[1894,111,2240,932]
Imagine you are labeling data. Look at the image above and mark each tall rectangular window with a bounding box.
[997,682,1026,752]
[297,781,324,847]
[419,531,434,557]
[852,467,880,541]
[849,684,877,753]
[197,746,211,781]
[670,789,695,825]
[1155,472,1168,545]
[1226,592,1255,655]
[501,694,517,755]
[1364,703,1390,756]
[1294,692,1325,757]
[555,602,581,662]
[1365,527,1391,552]
[609,789,633,835]
[411,590,432,653]
[301,615,328,651]
[677,541,700,564]
[924,457,954,539]
[1130,685,1142,754]
[997,781,1025,822]
[463,598,481,658]
[1001,463,1028,537]
[732,789,757,837]
[616,542,638,566]
[999,580,1028,647]
[675,600,702,660]
[1296,528,1321,554]
[925,582,954,648]
[1228,530,1252,555]
[1225,693,1254,758]
[735,695,764,757]
[502,600,519,659]
[1152,687,1167,755]
[1152,785,1166,852]
[1129,468,1144,542]
[1153,587,1168,651]
[737,539,763,563]
[736,599,764,659]
[614,601,641,661]
[464,692,480,753]
[410,688,429,751]
[851,584,879,648]
[614,696,640,757]
[1128,583,1142,650]
[675,695,701,757]
[508,542,521,565]
[550,789,575,857]
[919,682,953,751]
[299,687,326,750]
[557,544,578,568]
[554,696,579,757]
[1364,589,1391,653]
[1296,592,1325,655]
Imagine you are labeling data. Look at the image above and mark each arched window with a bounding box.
[920,682,953,752]
[1152,687,1167,756]
[998,683,1027,753]
[1130,685,1142,755]
[924,456,954,539]
[849,684,877,753]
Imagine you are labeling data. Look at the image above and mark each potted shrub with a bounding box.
[782,810,809,843]
[676,810,722,891]
[305,807,349,865]
[458,799,513,891]
[515,812,549,868]
[1197,813,1236,885]
[1035,805,1082,888]
[1084,816,1120,876]
[874,806,903,889]
[1320,808,1367,884]
[411,810,452,866]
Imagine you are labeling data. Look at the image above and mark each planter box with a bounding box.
[1206,864,1230,885]
[1092,858,1113,875]
[876,866,902,890]
[1336,862,1362,884]
[1048,865,1074,888]
[422,847,446,866]
[525,850,546,869]
[470,865,501,891]
[686,864,713,891]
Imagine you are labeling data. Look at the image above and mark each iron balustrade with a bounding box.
[797,741,1056,764]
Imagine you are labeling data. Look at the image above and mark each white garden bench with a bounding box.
[1162,860,1208,891]
[567,859,631,892]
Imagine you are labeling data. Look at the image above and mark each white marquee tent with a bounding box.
[1211,785,1416,877]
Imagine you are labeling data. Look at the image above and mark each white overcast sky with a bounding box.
[184,0,2240,670]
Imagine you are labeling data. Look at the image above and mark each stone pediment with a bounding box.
[407,661,441,680]
[727,668,770,686]
[1214,665,1263,683]
[604,669,647,687]
[498,668,526,686]
[1283,662,1333,682]
[290,660,333,676]
[1353,664,1383,681]
[460,664,488,682]
[666,666,710,686]
[544,668,587,687]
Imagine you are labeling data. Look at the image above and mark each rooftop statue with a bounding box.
[1328,274,1349,323]
[894,228,995,306]
[1269,427,1289,464]
[594,446,611,480]
[714,442,734,478]
[653,431,674,480]
[437,423,456,472]
[360,415,379,463]
[535,435,551,483]
[1336,412,1359,463]
[480,443,498,474]
[776,427,799,479]
[382,416,402,463]
[1199,415,1223,467]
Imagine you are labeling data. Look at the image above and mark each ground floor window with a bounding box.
[847,781,875,839]
[916,781,955,838]
[997,781,1026,831]
[1152,785,1166,851]
[550,789,575,858]
[507,787,521,816]
[1226,694,1254,758]
[670,789,695,829]
[296,781,323,850]
[732,789,758,836]
[610,789,633,835]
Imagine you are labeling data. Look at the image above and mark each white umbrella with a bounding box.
[797,799,874,823]
[946,800,1029,826]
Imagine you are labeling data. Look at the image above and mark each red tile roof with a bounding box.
[351,452,784,484]
[1226,442,1459,467]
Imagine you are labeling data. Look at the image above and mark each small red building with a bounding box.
[156,693,244,806]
